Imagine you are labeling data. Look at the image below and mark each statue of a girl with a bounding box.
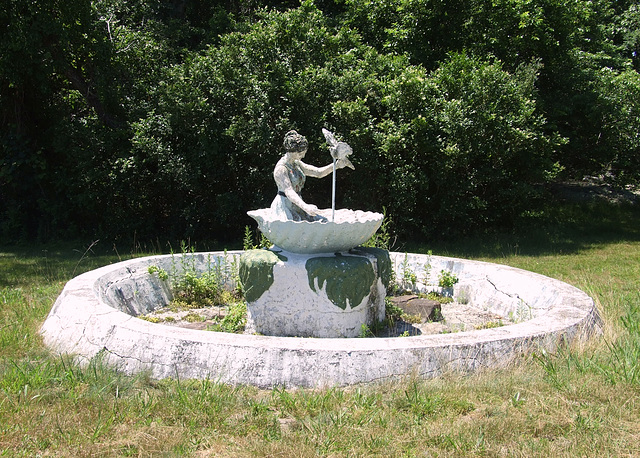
[270,130,351,222]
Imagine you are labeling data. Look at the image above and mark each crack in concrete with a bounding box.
[100,346,160,366]
[484,276,533,320]
[485,276,520,300]
[81,313,131,350]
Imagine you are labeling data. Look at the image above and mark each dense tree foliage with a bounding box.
[1,0,638,243]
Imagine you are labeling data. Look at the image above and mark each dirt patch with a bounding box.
[141,297,514,336]
[140,306,229,331]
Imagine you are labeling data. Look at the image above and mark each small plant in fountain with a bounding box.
[389,253,419,294]
[139,315,162,324]
[148,265,169,281]
[421,250,433,286]
[401,254,418,292]
[243,226,273,251]
[362,207,395,251]
[359,323,375,338]
[146,244,247,332]
[357,298,424,337]
[425,291,454,304]
[475,320,504,330]
[385,297,405,322]
[148,264,238,310]
[354,299,412,338]
[391,251,435,295]
[208,302,247,333]
[173,270,241,309]
[438,270,459,289]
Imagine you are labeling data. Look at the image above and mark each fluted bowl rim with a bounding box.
[247,208,384,254]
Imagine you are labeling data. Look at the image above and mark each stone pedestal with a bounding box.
[240,247,391,338]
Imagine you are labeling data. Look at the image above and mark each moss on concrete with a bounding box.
[352,247,392,289]
[239,250,282,303]
[305,254,375,310]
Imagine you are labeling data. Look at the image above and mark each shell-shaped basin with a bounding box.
[247,208,384,254]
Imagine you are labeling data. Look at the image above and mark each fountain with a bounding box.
[39,129,602,388]
[244,130,387,338]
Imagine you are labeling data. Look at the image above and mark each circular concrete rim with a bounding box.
[40,251,601,388]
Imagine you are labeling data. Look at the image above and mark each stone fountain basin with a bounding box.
[247,208,384,254]
[40,251,601,388]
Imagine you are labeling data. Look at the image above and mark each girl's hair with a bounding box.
[283,130,308,153]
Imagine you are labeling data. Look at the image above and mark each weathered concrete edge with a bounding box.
[40,251,602,388]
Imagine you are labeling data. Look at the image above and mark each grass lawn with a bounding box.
[1,199,640,456]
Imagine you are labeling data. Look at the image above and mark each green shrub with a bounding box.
[596,69,640,185]
[3,0,638,244]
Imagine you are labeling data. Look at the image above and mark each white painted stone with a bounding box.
[244,249,386,338]
[247,208,383,254]
[40,251,601,388]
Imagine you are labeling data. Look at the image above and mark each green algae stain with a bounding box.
[352,247,392,290]
[239,250,283,303]
[305,254,375,310]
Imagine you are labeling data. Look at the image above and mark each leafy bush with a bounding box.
[595,69,640,185]
[2,0,638,243]
[370,53,562,237]
[172,271,223,308]
[148,254,240,309]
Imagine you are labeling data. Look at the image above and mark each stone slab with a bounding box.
[390,295,442,323]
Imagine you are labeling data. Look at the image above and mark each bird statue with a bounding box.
[322,128,355,170]
[322,128,355,221]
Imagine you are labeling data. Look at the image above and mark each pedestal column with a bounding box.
[240,247,391,338]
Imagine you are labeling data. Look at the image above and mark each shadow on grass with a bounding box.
[0,239,230,289]
[404,198,640,259]
[0,241,127,289]
[2,193,639,288]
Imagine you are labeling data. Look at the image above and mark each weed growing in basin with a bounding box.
[400,253,418,292]
[243,226,272,251]
[438,269,459,288]
[421,250,433,285]
[362,207,395,251]
[385,298,417,330]
[425,291,454,304]
[183,312,206,323]
[147,265,168,281]
[390,251,442,296]
[139,315,162,323]
[359,323,375,338]
[207,302,247,333]
[148,246,243,311]
[508,299,533,323]
[149,265,228,309]
[475,320,505,330]
[243,226,255,251]
[385,297,405,321]
[172,271,225,308]
[145,247,248,332]
[359,298,427,337]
